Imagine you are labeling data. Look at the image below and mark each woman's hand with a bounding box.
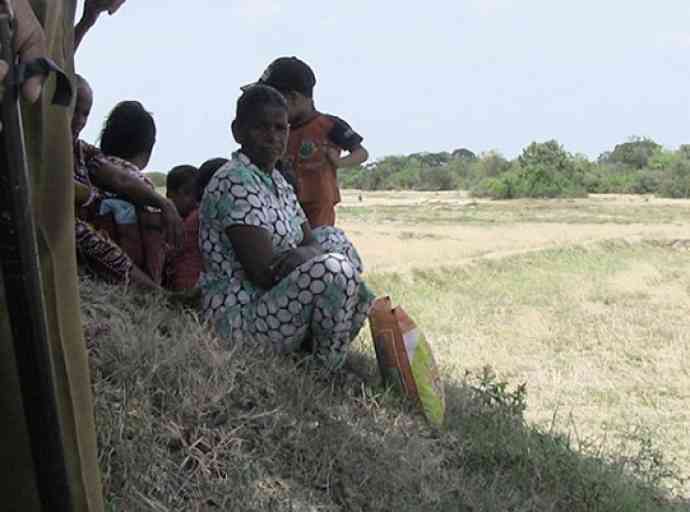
[270,245,323,282]
[0,0,48,108]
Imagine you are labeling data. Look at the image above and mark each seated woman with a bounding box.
[199,86,373,370]
[72,75,182,288]
[91,99,169,283]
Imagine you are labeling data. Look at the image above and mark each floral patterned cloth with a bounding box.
[199,152,373,369]
[73,140,132,283]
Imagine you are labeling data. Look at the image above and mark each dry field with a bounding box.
[340,190,690,496]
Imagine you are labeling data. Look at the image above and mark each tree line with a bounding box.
[338,137,690,199]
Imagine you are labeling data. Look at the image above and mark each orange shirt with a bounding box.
[281,112,363,226]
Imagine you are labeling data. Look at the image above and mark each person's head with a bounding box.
[196,157,229,202]
[243,57,316,124]
[166,165,198,218]
[231,85,289,172]
[100,100,156,169]
[72,74,93,140]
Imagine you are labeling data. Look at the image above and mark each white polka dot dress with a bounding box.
[199,152,374,370]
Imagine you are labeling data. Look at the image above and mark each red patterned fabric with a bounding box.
[167,208,202,291]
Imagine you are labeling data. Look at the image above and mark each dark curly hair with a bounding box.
[100,101,156,160]
[196,158,229,201]
[235,85,287,126]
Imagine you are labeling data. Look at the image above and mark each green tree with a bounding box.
[608,137,661,169]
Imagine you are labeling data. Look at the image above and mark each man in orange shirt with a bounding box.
[244,57,369,227]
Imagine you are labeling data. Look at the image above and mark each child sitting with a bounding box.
[165,165,200,291]
[165,159,229,291]
[243,57,369,227]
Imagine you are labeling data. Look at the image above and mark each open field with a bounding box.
[340,191,690,496]
[86,191,690,510]
[338,191,690,273]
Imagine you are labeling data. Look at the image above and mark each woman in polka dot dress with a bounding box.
[199,85,374,370]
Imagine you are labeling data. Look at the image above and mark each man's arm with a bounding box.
[326,115,369,169]
[74,0,126,51]
[331,145,369,169]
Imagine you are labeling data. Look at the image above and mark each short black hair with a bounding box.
[236,85,287,126]
[166,165,197,194]
[196,158,229,201]
[75,73,90,91]
[251,57,317,98]
[100,100,156,160]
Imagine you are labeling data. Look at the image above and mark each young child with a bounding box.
[243,57,369,227]
[165,160,229,291]
[165,165,200,291]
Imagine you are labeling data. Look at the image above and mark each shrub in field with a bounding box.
[338,136,690,198]
[607,137,662,170]
[144,171,167,188]
[658,158,690,198]
[472,141,587,199]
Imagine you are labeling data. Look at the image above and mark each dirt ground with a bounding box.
[338,191,690,273]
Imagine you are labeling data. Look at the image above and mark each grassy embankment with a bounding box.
[87,192,690,511]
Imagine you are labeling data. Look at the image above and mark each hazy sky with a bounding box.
[75,1,690,172]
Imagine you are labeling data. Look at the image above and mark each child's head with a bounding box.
[245,57,316,124]
[166,165,198,218]
[196,157,229,202]
[72,75,93,140]
[100,100,157,169]
[231,85,289,172]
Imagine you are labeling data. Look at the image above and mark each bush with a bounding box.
[339,138,690,198]
[658,159,690,198]
[145,171,167,188]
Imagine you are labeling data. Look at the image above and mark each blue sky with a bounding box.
[75,1,690,172]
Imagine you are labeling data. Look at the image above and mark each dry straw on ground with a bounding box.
[84,192,690,511]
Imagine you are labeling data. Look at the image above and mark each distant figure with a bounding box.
[358,193,363,202]
[199,86,373,370]
[243,57,369,227]
[164,158,228,292]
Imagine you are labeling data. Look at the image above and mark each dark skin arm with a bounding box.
[226,222,323,290]
[74,0,127,51]
[326,144,369,169]
[89,159,184,249]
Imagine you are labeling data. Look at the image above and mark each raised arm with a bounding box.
[332,144,369,169]
[74,0,127,52]
[325,116,369,170]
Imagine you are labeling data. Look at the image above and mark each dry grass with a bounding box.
[83,191,690,510]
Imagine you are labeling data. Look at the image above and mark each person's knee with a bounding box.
[319,253,360,292]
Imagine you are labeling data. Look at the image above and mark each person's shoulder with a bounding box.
[78,140,105,162]
[322,113,350,126]
[272,169,296,195]
[208,153,259,194]
[214,154,249,180]
[322,113,364,150]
